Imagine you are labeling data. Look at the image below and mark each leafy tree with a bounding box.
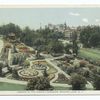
[23,60,30,68]
[72,32,79,56]
[89,33,100,47]
[12,56,18,65]
[50,41,64,54]
[43,69,48,77]
[34,38,45,58]
[21,27,35,46]
[65,44,73,54]
[67,66,75,75]
[49,32,64,40]
[12,68,19,79]
[70,74,87,90]
[0,23,22,37]
[73,41,78,56]
[80,25,100,47]
[26,77,37,90]
[80,26,93,47]
[26,76,53,90]
[93,75,100,90]
[34,38,45,50]
[12,44,17,53]
[0,62,3,76]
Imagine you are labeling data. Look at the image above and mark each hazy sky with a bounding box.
[0,8,100,29]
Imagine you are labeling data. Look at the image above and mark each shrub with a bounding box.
[87,64,94,70]
[26,76,53,90]
[79,60,88,67]
[70,73,87,90]
[93,75,100,90]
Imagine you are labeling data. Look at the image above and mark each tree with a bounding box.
[34,38,45,50]
[89,33,100,47]
[43,69,48,77]
[49,31,64,40]
[12,68,19,79]
[80,26,93,47]
[26,76,53,90]
[72,32,79,56]
[67,66,74,75]
[26,77,37,90]
[80,25,100,47]
[12,44,17,53]
[0,23,22,37]
[23,60,30,68]
[21,27,35,46]
[93,75,100,90]
[0,62,3,76]
[12,56,18,65]
[73,41,78,56]
[50,41,64,54]
[65,44,73,54]
[70,74,87,90]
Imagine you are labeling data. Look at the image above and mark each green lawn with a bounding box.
[78,48,100,62]
[54,86,71,90]
[0,82,26,91]
[0,82,71,90]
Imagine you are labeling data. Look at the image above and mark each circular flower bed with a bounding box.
[32,61,49,70]
[18,68,38,81]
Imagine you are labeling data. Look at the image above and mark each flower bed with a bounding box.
[18,68,38,81]
[54,73,69,84]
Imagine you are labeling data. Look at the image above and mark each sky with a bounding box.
[0,0,100,4]
[0,8,100,29]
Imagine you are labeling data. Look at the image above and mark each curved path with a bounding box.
[26,53,93,89]
[4,41,93,89]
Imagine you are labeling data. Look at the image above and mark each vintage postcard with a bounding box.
[0,5,100,95]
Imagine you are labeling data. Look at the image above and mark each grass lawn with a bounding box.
[54,86,71,90]
[0,82,26,91]
[47,63,58,74]
[78,48,100,62]
[0,82,71,90]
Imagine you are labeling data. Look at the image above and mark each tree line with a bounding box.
[79,25,100,48]
[0,23,65,54]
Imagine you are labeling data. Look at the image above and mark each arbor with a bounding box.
[26,76,53,90]
[70,74,87,90]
